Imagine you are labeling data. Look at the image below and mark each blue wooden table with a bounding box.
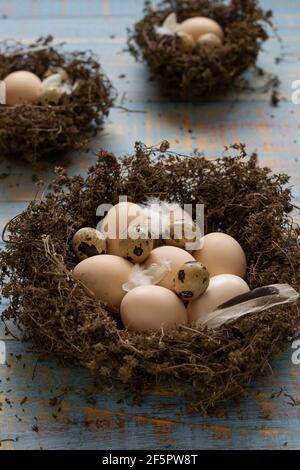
[1,0,300,450]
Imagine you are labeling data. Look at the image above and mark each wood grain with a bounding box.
[0,0,300,450]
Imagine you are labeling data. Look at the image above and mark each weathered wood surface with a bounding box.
[0,0,300,450]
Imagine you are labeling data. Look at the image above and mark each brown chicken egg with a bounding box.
[187,274,250,325]
[4,71,42,105]
[73,255,132,313]
[120,285,188,331]
[144,245,195,291]
[194,232,247,278]
[177,16,224,41]
[72,227,106,261]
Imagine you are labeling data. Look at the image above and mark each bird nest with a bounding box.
[1,142,300,414]
[0,36,115,163]
[127,0,273,100]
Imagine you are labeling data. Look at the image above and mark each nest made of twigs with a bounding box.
[127,0,272,100]
[0,36,115,163]
[1,142,300,414]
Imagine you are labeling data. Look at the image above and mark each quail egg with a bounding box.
[174,261,210,300]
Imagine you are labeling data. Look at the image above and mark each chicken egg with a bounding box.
[174,261,209,300]
[194,232,247,278]
[107,221,153,263]
[3,71,42,105]
[176,31,196,50]
[144,245,195,291]
[120,285,187,331]
[197,33,222,47]
[187,274,250,325]
[73,254,132,313]
[72,227,106,261]
[177,16,224,42]
[101,202,144,246]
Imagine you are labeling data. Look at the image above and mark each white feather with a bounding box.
[198,284,299,329]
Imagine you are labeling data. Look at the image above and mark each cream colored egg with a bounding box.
[73,254,132,313]
[144,245,195,291]
[197,33,222,47]
[194,232,247,278]
[101,202,144,246]
[120,285,187,331]
[4,71,42,105]
[187,274,250,325]
[176,31,196,50]
[72,227,106,261]
[161,206,200,251]
[177,16,224,41]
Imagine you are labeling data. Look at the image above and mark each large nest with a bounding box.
[0,36,115,163]
[128,0,272,100]
[1,142,300,413]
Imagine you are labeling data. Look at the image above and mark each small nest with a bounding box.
[0,36,115,163]
[128,0,272,99]
[1,142,300,414]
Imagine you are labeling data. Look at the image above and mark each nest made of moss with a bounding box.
[0,36,115,163]
[1,142,300,413]
[127,0,273,100]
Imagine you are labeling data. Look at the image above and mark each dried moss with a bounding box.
[0,36,115,163]
[128,0,273,100]
[1,142,300,413]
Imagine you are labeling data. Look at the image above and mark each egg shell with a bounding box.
[72,227,106,261]
[177,16,224,41]
[101,202,144,250]
[108,222,154,263]
[187,274,250,325]
[120,285,188,331]
[176,31,196,50]
[4,71,42,105]
[194,232,247,278]
[174,261,209,300]
[144,245,195,291]
[73,255,132,313]
[197,33,222,47]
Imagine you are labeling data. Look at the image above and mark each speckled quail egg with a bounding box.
[108,222,153,263]
[72,227,106,261]
[174,261,210,300]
